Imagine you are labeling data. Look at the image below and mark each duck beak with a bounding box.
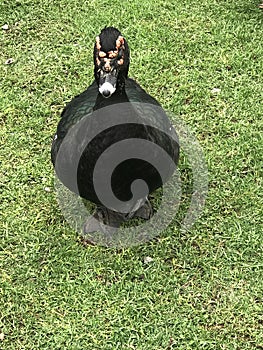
[99,70,117,98]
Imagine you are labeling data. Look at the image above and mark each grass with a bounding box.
[1,0,263,349]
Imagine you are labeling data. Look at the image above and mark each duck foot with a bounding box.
[83,206,126,235]
[132,198,153,220]
[82,198,153,238]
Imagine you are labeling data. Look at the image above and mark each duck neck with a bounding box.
[94,79,128,110]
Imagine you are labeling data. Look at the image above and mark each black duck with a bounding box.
[51,27,179,235]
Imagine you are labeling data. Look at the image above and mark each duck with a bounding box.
[51,27,179,235]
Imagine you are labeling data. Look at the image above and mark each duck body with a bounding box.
[51,27,179,232]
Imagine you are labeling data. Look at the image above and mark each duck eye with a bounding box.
[118,49,123,59]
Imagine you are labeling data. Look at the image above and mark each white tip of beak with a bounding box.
[99,82,116,98]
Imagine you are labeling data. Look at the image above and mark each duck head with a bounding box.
[94,27,130,98]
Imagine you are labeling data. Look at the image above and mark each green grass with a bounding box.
[1,0,263,349]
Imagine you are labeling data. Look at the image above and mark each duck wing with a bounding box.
[125,77,179,165]
[51,80,98,165]
[125,78,160,106]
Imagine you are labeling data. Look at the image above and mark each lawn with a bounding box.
[1,0,263,349]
